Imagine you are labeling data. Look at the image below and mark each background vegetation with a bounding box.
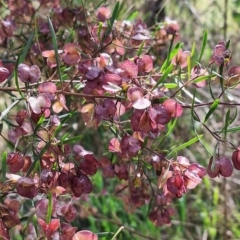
[1,0,240,240]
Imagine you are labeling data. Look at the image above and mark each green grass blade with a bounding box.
[226,39,231,49]
[0,99,21,121]
[13,29,35,97]
[65,28,75,43]
[191,41,196,56]
[127,11,138,21]
[223,109,230,138]
[161,34,175,71]
[21,211,38,240]
[191,90,200,122]
[105,1,120,37]
[208,76,215,100]
[2,151,7,182]
[117,1,125,19]
[187,55,191,81]
[95,0,107,9]
[18,29,35,63]
[198,30,208,62]
[46,193,53,224]
[97,232,114,237]
[26,111,75,176]
[161,42,182,72]
[48,17,62,87]
[137,40,145,56]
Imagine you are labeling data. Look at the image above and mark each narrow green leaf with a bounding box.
[191,116,212,155]
[48,17,62,86]
[215,126,240,133]
[178,80,202,103]
[0,99,21,121]
[61,135,83,144]
[158,118,177,147]
[198,30,208,62]
[219,64,224,91]
[187,55,191,81]
[167,135,203,157]
[208,71,215,100]
[163,83,178,88]
[53,111,75,137]
[141,160,152,169]
[97,22,103,41]
[61,133,70,142]
[229,107,238,125]
[226,39,231,49]
[191,89,201,122]
[26,141,51,177]
[127,11,138,20]
[153,64,173,90]
[206,67,224,79]
[34,115,45,134]
[192,75,210,83]
[161,34,175,71]
[142,136,149,149]
[161,42,182,72]
[2,151,7,182]
[204,98,220,123]
[46,193,53,224]
[222,109,231,138]
[137,40,145,56]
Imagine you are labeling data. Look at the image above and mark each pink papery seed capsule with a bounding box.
[16,177,38,199]
[207,157,233,178]
[7,152,24,173]
[232,149,240,170]
[188,163,206,178]
[166,174,185,198]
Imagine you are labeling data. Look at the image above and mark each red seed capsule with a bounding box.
[232,149,240,170]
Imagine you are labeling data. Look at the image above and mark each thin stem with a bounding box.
[0,87,125,100]
[111,226,124,240]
